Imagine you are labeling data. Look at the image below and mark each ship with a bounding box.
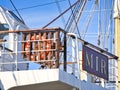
[0,0,120,90]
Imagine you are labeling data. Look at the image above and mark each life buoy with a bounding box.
[40,52,45,60]
[30,54,35,61]
[60,42,62,50]
[31,35,45,41]
[25,42,30,55]
[41,35,45,41]
[31,35,35,40]
[36,35,40,40]
[46,43,51,55]
[35,54,44,61]
[36,55,39,61]
[31,35,40,40]
[46,39,51,44]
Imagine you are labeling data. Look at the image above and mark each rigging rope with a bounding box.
[64,2,80,32]
[81,0,97,39]
[67,0,81,37]
[55,0,66,26]
[64,0,87,34]
[98,0,101,46]
[9,0,25,24]
[12,0,67,11]
[42,0,80,28]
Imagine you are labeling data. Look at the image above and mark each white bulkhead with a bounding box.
[0,6,29,71]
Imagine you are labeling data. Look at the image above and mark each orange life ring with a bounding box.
[40,52,45,60]
[31,35,35,40]
[31,35,44,41]
[46,43,51,55]
[41,35,46,41]
[36,35,40,40]
[25,42,30,55]
[35,54,44,61]
[60,42,62,50]
[30,54,35,61]
[36,55,39,61]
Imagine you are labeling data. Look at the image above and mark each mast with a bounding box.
[114,0,120,89]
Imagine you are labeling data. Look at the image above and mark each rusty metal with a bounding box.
[0,28,65,34]
[20,28,65,69]
[55,31,60,68]
[0,39,6,42]
[27,33,31,60]
[21,33,25,58]
[60,61,77,65]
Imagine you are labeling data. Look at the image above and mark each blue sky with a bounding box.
[0,0,75,28]
[0,0,114,49]
[0,1,113,28]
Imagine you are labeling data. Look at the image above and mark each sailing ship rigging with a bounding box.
[0,0,120,90]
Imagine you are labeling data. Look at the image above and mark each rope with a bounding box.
[55,0,66,26]
[67,0,81,37]
[9,0,25,24]
[42,0,80,28]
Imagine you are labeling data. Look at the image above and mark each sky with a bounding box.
[0,0,75,28]
[0,0,102,41]
[0,0,113,37]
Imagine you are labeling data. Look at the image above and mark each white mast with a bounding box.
[114,0,120,90]
[114,0,120,18]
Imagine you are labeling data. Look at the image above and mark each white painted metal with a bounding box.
[0,6,29,50]
[0,69,108,90]
[0,6,28,71]
[15,33,18,71]
[114,0,120,18]
[75,34,80,79]
[67,33,80,79]
[72,37,75,75]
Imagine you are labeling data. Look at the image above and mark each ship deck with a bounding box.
[0,69,108,90]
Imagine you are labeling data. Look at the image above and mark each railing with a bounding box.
[0,28,67,70]
[0,29,118,89]
[21,29,61,68]
[66,33,118,90]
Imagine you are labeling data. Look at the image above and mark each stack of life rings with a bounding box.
[24,34,53,61]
